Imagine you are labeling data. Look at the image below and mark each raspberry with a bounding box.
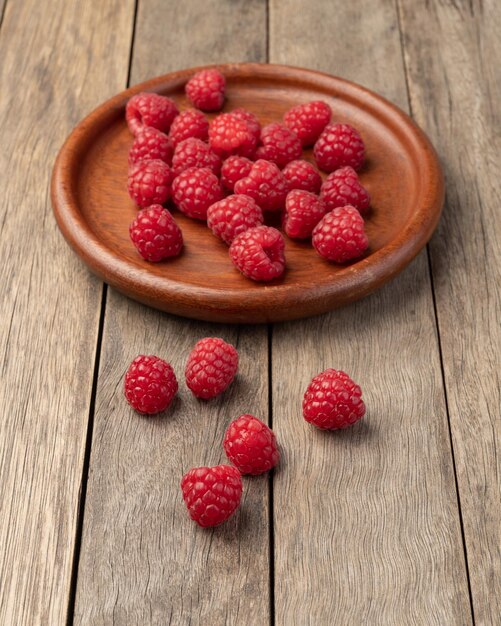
[124,355,178,414]
[255,123,302,168]
[181,465,242,527]
[229,226,286,282]
[185,68,226,112]
[312,205,368,262]
[128,127,173,166]
[126,92,179,136]
[209,113,257,159]
[283,190,327,239]
[168,109,209,147]
[129,205,183,262]
[172,167,223,221]
[171,137,221,177]
[207,194,264,245]
[185,337,238,399]
[283,100,332,146]
[320,166,370,214]
[223,414,279,475]
[220,155,253,191]
[230,108,261,143]
[282,160,322,193]
[314,123,365,173]
[234,160,288,212]
[127,159,173,208]
[302,368,365,430]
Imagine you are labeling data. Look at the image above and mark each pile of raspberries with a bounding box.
[126,68,370,281]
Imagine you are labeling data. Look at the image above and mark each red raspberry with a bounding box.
[223,414,279,475]
[220,156,253,191]
[168,109,209,147]
[255,123,302,168]
[282,159,322,193]
[230,108,261,143]
[124,355,178,414]
[283,190,327,239]
[229,226,285,282]
[312,205,368,262]
[314,123,365,173]
[171,137,221,176]
[234,160,288,212]
[127,159,173,208]
[283,100,332,146]
[320,166,370,214]
[172,167,223,221]
[209,113,257,159]
[185,68,226,112]
[302,368,365,430]
[181,465,242,527]
[185,337,238,399]
[129,205,183,262]
[128,127,173,166]
[126,92,179,136]
[207,194,264,245]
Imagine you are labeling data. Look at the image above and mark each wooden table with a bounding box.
[1,1,499,624]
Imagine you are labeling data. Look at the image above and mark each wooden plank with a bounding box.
[74,2,269,624]
[397,0,501,622]
[269,1,473,623]
[0,0,134,623]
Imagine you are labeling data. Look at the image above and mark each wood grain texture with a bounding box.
[398,0,501,622]
[270,0,472,623]
[0,0,134,623]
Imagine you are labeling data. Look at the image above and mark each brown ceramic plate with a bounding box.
[51,63,444,323]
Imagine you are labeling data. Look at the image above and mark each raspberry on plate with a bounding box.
[320,166,370,214]
[168,109,209,147]
[172,137,221,176]
[229,225,286,282]
[129,205,183,262]
[172,167,223,220]
[128,127,173,166]
[255,122,302,168]
[126,92,179,136]
[314,123,365,172]
[208,113,257,159]
[283,100,332,146]
[185,68,226,112]
[230,108,261,143]
[282,159,322,193]
[283,190,326,239]
[207,194,264,245]
[223,414,279,475]
[220,155,253,191]
[303,368,365,430]
[234,159,288,212]
[185,337,238,399]
[312,205,368,262]
[124,354,178,414]
[127,159,173,208]
[181,465,242,527]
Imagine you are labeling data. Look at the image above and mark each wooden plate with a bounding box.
[51,63,444,323]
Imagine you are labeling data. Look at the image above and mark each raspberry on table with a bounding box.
[255,122,302,168]
[283,190,326,239]
[320,165,370,214]
[230,108,261,143]
[172,167,223,221]
[185,337,238,399]
[220,155,253,191]
[126,92,179,136]
[127,159,173,208]
[124,354,178,414]
[129,205,183,262]
[234,159,288,212]
[314,123,366,173]
[172,137,221,176]
[128,127,173,166]
[181,465,242,527]
[168,109,209,147]
[223,414,279,475]
[229,225,286,282]
[207,194,264,245]
[208,113,257,159]
[312,205,368,262]
[185,68,226,112]
[302,368,365,430]
[283,100,332,146]
[282,159,322,194]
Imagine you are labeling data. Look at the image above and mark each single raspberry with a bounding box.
[283,100,332,146]
[230,108,261,143]
[283,190,327,239]
[303,368,365,430]
[229,226,285,282]
[172,167,223,221]
[126,92,179,136]
[234,160,288,212]
[128,127,173,166]
[168,109,209,147]
[124,355,178,414]
[220,156,253,191]
[320,166,370,214]
[223,414,279,475]
[185,337,238,399]
[127,159,173,208]
[314,123,365,173]
[171,137,221,176]
[312,205,368,262]
[255,123,302,168]
[129,205,183,262]
[208,113,257,159]
[185,68,226,112]
[207,194,264,245]
[181,465,242,527]
[282,160,322,193]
